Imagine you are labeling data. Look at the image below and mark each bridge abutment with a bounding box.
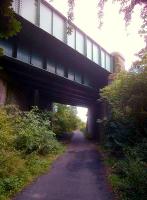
[87,101,108,141]
[0,77,7,106]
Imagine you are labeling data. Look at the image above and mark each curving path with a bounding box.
[13,131,115,200]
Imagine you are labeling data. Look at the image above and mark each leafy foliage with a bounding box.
[101,64,147,153]
[101,55,147,199]
[52,103,85,139]
[97,0,147,34]
[109,151,147,200]
[15,107,63,155]
[101,66,147,146]
[67,0,147,34]
[0,105,65,200]
[0,0,21,39]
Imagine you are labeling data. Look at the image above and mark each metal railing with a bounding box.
[12,0,113,72]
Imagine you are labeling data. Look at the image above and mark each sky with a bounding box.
[47,0,145,122]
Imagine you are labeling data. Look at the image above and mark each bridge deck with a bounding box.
[12,0,113,73]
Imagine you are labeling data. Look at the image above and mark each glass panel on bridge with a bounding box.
[75,71,82,83]
[20,0,37,24]
[53,13,65,42]
[93,43,100,64]
[31,52,43,68]
[40,2,52,34]
[68,68,74,81]
[106,54,111,71]
[76,31,84,54]
[47,60,56,73]
[56,65,64,77]
[12,0,19,13]
[0,40,13,57]
[101,50,106,69]
[17,45,30,63]
[84,75,90,87]
[86,39,92,60]
[67,27,76,49]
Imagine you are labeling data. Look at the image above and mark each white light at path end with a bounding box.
[77,107,88,123]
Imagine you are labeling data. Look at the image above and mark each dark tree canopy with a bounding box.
[0,0,21,39]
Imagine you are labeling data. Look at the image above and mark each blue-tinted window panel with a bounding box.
[17,46,30,63]
[40,3,52,34]
[101,50,105,68]
[12,0,19,13]
[56,65,64,77]
[53,13,65,42]
[67,27,75,49]
[31,52,43,68]
[84,76,90,87]
[68,69,74,81]
[20,0,37,24]
[93,44,100,64]
[76,31,84,54]
[87,39,92,60]
[75,71,82,83]
[106,54,111,71]
[0,40,13,57]
[47,60,56,73]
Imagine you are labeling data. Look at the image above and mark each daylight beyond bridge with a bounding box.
[0,0,115,137]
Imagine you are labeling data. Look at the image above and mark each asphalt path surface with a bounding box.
[13,131,115,200]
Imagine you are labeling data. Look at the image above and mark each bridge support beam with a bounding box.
[87,101,107,141]
[33,89,53,111]
[0,78,7,106]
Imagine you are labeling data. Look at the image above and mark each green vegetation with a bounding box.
[0,1,21,56]
[0,0,21,39]
[100,53,147,200]
[0,103,85,199]
[0,105,65,200]
[52,103,86,140]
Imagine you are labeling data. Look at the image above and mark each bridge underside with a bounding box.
[1,56,99,107]
[0,16,109,139]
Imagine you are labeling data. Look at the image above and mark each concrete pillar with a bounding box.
[33,89,39,107]
[0,78,7,105]
[87,101,108,141]
[111,52,125,73]
[33,90,53,111]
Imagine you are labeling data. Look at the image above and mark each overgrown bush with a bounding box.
[100,58,147,199]
[109,151,147,200]
[52,103,85,139]
[15,107,63,155]
[0,105,64,200]
[104,117,141,155]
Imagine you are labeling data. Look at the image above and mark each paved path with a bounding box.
[13,131,114,200]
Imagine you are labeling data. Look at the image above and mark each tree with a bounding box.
[101,0,146,33]
[100,67,147,155]
[52,103,84,137]
[131,36,147,71]
[67,0,147,34]
[0,0,21,55]
[0,0,21,39]
[1,0,146,39]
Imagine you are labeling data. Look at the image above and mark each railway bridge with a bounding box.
[0,0,125,138]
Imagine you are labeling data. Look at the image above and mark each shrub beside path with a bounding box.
[13,131,115,200]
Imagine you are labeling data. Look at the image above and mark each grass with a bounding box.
[0,147,66,200]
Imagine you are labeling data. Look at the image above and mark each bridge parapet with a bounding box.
[12,0,113,73]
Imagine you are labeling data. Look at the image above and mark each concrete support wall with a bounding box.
[34,90,53,111]
[6,85,30,110]
[87,101,108,141]
[0,78,7,105]
[0,76,53,111]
